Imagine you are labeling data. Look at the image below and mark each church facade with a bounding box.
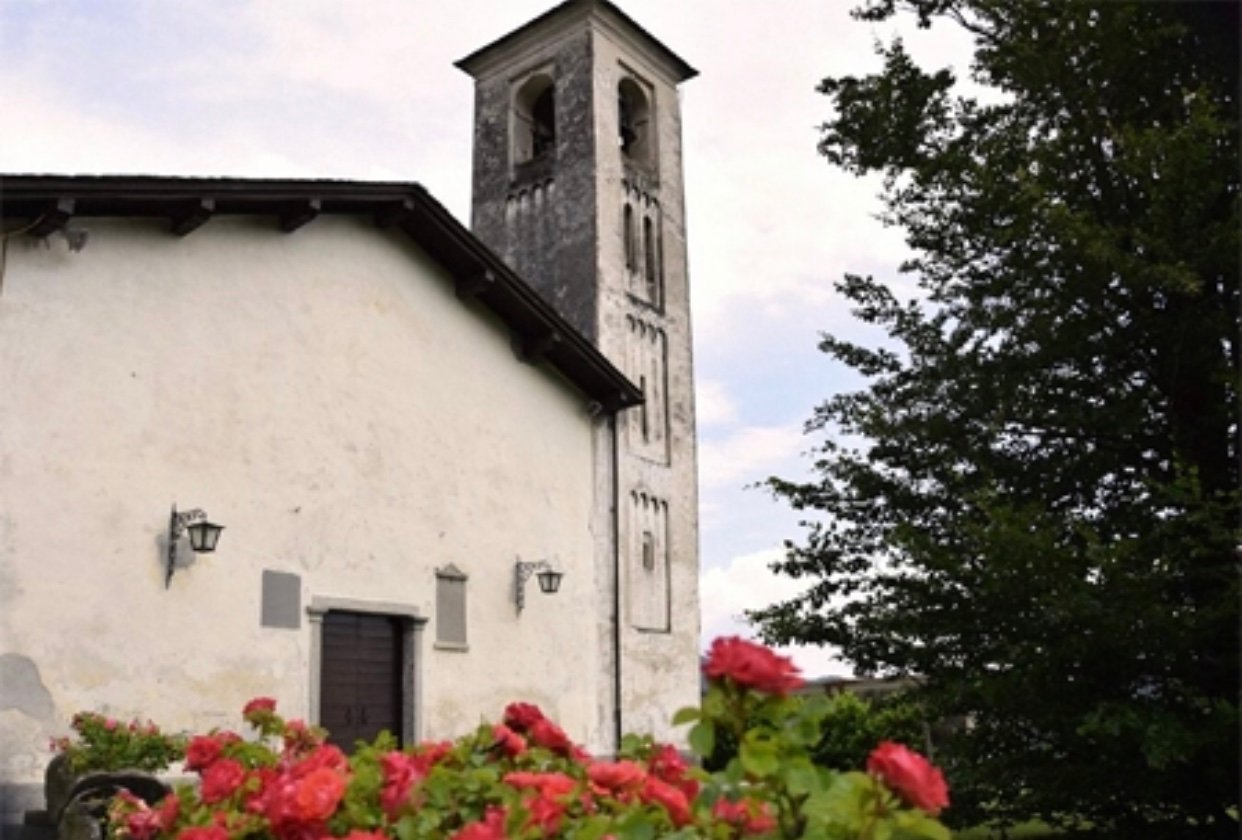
[0,0,699,825]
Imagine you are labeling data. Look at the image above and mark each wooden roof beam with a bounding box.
[279,198,321,233]
[169,198,215,236]
[374,198,415,228]
[518,329,563,363]
[28,198,74,237]
[455,269,496,300]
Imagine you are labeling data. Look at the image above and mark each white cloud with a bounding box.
[700,547,849,678]
[695,379,738,428]
[698,423,805,490]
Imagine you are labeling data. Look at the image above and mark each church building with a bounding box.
[0,0,699,826]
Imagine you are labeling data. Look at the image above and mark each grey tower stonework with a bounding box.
[458,0,701,743]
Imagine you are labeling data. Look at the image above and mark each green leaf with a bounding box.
[688,720,716,758]
[738,733,779,778]
[781,758,823,797]
[671,706,700,726]
[701,686,728,719]
[892,811,951,840]
[802,771,870,830]
[394,815,417,840]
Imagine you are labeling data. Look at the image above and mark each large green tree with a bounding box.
[752,1,1239,834]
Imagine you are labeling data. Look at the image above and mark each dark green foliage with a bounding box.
[752,1,1239,835]
[811,692,929,773]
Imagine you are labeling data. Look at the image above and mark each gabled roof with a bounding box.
[0,174,643,412]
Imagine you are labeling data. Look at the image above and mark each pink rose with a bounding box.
[702,636,804,696]
[866,741,950,815]
[119,793,180,840]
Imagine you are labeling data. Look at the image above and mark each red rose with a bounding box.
[243,697,277,716]
[712,797,777,835]
[639,776,692,827]
[290,766,347,822]
[281,719,325,753]
[702,636,804,696]
[503,771,577,799]
[338,832,388,840]
[177,828,228,840]
[526,793,566,835]
[866,741,950,816]
[379,751,427,817]
[587,760,647,796]
[185,735,223,771]
[647,743,699,800]
[502,702,546,733]
[528,718,575,757]
[200,758,246,804]
[451,807,508,840]
[492,724,527,758]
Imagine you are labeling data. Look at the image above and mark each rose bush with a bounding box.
[103,636,948,839]
[52,711,186,774]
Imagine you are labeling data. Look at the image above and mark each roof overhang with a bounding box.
[0,174,643,413]
[456,0,697,83]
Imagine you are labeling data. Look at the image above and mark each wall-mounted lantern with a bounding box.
[167,504,224,588]
[514,559,564,613]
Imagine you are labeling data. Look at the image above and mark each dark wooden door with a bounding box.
[320,611,404,750]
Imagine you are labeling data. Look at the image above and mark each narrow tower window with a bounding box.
[513,74,556,164]
[624,203,635,271]
[618,77,651,166]
[643,216,660,305]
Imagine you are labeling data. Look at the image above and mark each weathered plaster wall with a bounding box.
[0,217,606,787]
[469,25,601,343]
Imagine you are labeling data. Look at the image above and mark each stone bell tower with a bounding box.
[458,0,699,745]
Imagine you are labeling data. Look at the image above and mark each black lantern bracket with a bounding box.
[514,559,564,613]
[166,504,225,588]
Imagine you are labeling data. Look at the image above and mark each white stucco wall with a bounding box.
[0,216,607,786]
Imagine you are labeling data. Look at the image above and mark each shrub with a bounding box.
[52,712,186,775]
[105,637,950,838]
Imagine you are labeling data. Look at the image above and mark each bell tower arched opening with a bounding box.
[618,77,653,169]
[513,73,556,165]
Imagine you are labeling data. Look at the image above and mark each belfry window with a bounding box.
[618,77,651,166]
[513,74,556,164]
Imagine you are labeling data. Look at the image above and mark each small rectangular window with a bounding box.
[435,565,468,649]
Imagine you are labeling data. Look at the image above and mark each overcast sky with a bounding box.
[1,0,972,678]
